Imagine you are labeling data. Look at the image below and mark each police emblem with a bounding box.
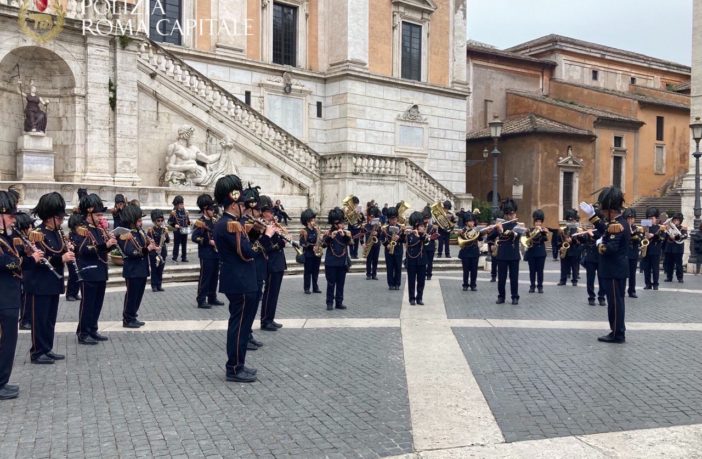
[18,0,66,44]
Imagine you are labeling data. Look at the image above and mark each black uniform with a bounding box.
[348,220,363,259]
[524,228,548,292]
[148,225,169,291]
[437,226,452,258]
[65,249,80,301]
[364,222,381,280]
[0,232,22,391]
[458,232,480,290]
[192,218,220,306]
[169,209,190,262]
[381,225,405,289]
[405,231,427,303]
[487,221,521,303]
[74,225,111,340]
[642,225,663,289]
[260,233,287,327]
[424,223,437,279]
[627,225,642,296]
[663,228,687,282]
[300,227,321,292]
[324,230,352,308]
[579,234,605,305]
[118,229,150,326]
[558,229,582,286]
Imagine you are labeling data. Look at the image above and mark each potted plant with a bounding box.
[109,248,124,266]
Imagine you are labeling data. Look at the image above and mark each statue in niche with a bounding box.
[17,80,49,133]
[164,126,238,187]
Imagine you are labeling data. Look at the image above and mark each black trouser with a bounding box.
[325,266,347,306]
[197,258,220,304]
[585,262,605,301]
[643,254,660,287]
[602,277,626,338]
[19,290,31,327]
[77,281,107,337]
[66,269,80,298]
[365,245,379,278]
[172,232,188,261]
[385,251,403,288]
[627,258,637,294]
[304,256,321,291]
[438,233,450,257]
[30,294,59,360]
[350,236,360,259]
[490,250,497,279]
[425,247,435,278]
[249,281,265,343]
[407,264,426,302]
[0,308,19,388]
[528,256,546,289]
[122,277,147,323]
[497,260,519,299]
[560,257,579,283]
[150,254,165,289]
[461,257,478,288]
[664,252,684,280]
[261,271,284,325]
[225,292,258,373]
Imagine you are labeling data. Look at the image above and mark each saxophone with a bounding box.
[385,225,400,255]
[362,222,379,258]
[312,223,324,257]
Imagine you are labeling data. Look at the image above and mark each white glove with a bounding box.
[595,237,603,246]
[579,202,595,218]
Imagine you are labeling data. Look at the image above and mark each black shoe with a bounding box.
[242,366,258,376]
[511,298,519,305]
[246,341,259,351]
[653,286,659,290]
[628,293,638,298]
[371,277,378,280]
[197,302,212,309]
[90,333,109,342]
[678,279,684,283]
[226,370,257,383]
[46,352,65,360]
[537,287,544,294]
[0,385,19,400]
[462,286,468,291]
[389,286,394,291]
[182,258,189,263]
[490,277,496,283]
[66,295,79,302]
[528,287,535,293]
[123,321,141,329]
[304,290,311,294]
[77,335,98,345]
[471,287,477,292]
[664,279,672,282]
[249,337,264,347]
[557,281,566,286]
[171,258,178,263]
[416,300,424,305]
[31,354,54,365]
[426,276,432,280]
[335,304,347,310]
[272,321,283,329]
[571,282,577,287]
[643,285,652,290]
[19,322,31,330]
[598,334,625,343]
[261,323,278,331]
[496,297,505,304]
[588,298,596,306]
[366,276,372,280]
[208,299,225,306]
[158,287,165,292]
[313,288,322,293]
[598,299,606,306]
[152,287,159,292]
[409,300,416,305]
[326,303,333,310]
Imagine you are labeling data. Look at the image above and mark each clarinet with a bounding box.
[15,228,63,280]
[58,226,83,283]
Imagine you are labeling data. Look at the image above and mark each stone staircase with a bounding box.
[628,189,682,222]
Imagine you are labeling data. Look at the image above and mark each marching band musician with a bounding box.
[168,195,190,263]
[300,209,322,294]
[364,205,382,281]
[436,200,455,258]
[577,219,606,306]
[112,194,126,229]
[214,175,274,383]
[0,191,22,399]
[423,206,438,280]
[405,211,428,305]
[66,189,87,303]
[487,210,503,282]
[623,208,640,298]
[118,204,157,329]
[580,186,630,343]
[380,206,405,291]
[259,195,287,331]
[486,198,522,305]
[74,193,117,344]
[16,212,35,331]
[192,194,224,309]
[148,210,169,292]
[525,209,549,294]
[27,192,73,364]
[557,209,582,287]
[324,208,353,310]
[663,212,687,283]
[642,207,663,290]
[458,212,480,292]
[347,196,364,260]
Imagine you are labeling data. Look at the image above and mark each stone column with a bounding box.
[112,40,141,186]
[450,0,468,90]
[327,0,369,71]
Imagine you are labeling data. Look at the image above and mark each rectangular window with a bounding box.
[655,145,665,174]
[401,22,422,81]
[630,76,637,85]
[562,171,574,217]
[244,91,251,105]
[613,136,624,149]
[656,116,664,141]
[150,0,182,45]
[272,3,297,66]
[613,156,623,189]
[316,101,322,118]
[592,69,599,81]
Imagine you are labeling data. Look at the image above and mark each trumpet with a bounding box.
[246,215,303,255]
[15,227,62,280]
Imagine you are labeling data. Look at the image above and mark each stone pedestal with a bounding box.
[454,193,474,212]
[16,133,55,181]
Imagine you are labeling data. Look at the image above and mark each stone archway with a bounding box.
[0,46,77,181]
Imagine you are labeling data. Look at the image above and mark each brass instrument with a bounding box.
[246,215,303,256]
[312,223,324,258]
[342,195,363,226]
[194,219,217,253]
[457,227,482,248]
[430,201,455,231]
[640,238,650,258]
[521,226,547,250]
[559,241,570,259]
[362,218,380,258]
[662,218,686,245]
[384,224,402,255]
[396,201,411,225]
[139,227,163,267]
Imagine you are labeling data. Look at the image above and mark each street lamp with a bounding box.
[689,117,702,265]
[488,115,503,215]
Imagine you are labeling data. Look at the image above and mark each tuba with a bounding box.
[430,201,455,231]
[396,201,411,225]
[342,195,362,226]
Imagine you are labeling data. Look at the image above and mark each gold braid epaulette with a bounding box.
[13,237,22,248]
[607,223,623,234]
[227,221,243,233]
[76,227,89,237]
[119,232,134,241]
[589,215,601,225]
[29,230,44,244]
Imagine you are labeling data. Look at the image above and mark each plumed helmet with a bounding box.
[645,207,660,218]
[114,194,125,204]
[493,209,504,220]
[215,175,243,207]
[672,212,684,222]
[8,186,20,205]
[258,195,274,213]
[500,198,518,214]
[196,194,215,212]
[328,207,345,225]
[443,200,452,210]
[0,190,18,215]
[79,193,107,215]
[68,213,85,231]
[622,208,637,219]
[172,195,184,206]
[351,196,360,205]
[77,188,88,200]
[300,208,317,226]
[33,192,66,221]
[386,206,399,219]
[367,205,381,218]
[597,186,624,211]
[14,212,34,231]
[241,184,261,208]
[464,212,477,223]
[408,211,424,227]
[564,208,578,221]
[422,206,431,219]
[121,204,144,227]
[532,209,545,221]
[151,209,164,221]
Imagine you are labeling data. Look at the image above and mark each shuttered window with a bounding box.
[401,22,422,81]
[150,0,182,45]
[273,3,297,66]
[613,156,624,189]
[562,171,574,216]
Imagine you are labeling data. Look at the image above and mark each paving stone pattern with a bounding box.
[453,327,702,442]
[1,328,412,459]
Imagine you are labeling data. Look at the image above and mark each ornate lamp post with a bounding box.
[689,117,702,265]
[488,115,503,215]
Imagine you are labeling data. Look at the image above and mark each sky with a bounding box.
[468,0,693,66]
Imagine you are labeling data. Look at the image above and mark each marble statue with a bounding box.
[164,126,237,187]
[18,80,49,133]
